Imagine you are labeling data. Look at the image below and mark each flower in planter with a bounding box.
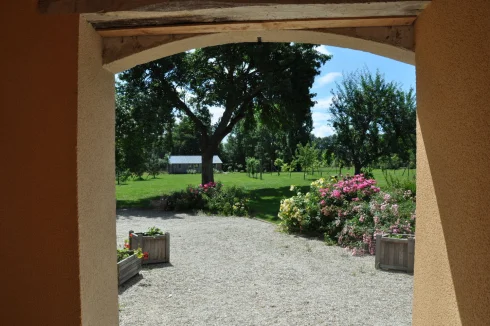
[117,247,144,262]
[143,252,149,260]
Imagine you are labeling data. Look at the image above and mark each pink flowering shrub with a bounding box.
[278,174,416,255]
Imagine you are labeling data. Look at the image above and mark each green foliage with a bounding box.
[295,142,319,177]
[162,182,249,216]
[116,169,132,185]
[205,186,249,216]
[144,226,164,236]
[382,170,416,195]
[245,157,260,178]
[172,116,202,155]
[117,248,143,262]
[115,84,172,179]
[118,43,329,184]
[329,68,416,174]
[147,152,165,178]
[274,158,284,175]
[116,169,415,222]
[278,175,416,255]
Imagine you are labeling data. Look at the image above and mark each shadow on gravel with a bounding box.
[143,262,174,270]
[116,209,200,220]
[118,265,174,295]
[118,274,143,294]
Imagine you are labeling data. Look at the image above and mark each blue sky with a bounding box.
[209,45,416,138]
[309,45,415,137]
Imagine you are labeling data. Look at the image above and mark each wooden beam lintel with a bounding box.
[97,16,416,38]
[39,0,429,15]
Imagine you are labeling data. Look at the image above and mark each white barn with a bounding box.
[168,155,223,174]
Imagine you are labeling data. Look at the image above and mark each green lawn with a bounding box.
[116,168,415,222]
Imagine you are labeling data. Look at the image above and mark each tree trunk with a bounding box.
[260,160,263,180]
[354,163,362,175]
[201,151,214,184]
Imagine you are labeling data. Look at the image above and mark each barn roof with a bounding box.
[169,155,222,164]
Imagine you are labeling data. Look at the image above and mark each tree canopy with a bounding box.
[329,68,416,174]
[117,43,330,183]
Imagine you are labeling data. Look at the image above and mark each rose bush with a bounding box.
[278,174,416,255]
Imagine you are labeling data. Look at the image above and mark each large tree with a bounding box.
[118,43,329,184]
[329,69,416,174]
[115,85,173,180]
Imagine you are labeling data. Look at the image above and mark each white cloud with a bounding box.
[316,72,342,87]
[313,96,334,110]
[312,125,335,138]
[314,45,332,56]
[312,112,330,122]
[208,106,225,125]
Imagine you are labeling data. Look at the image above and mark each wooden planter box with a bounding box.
[117,253,142,285]
[129,231,170,264]
[375,234,415,273]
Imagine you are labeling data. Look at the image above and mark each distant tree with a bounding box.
[274,158,284,176]
[295,142,319,179]
[115,83,172,180]
[172,116,202,155]
[329,69,415,174]
[282,160,297,178]
[147,150,167,178]
[246,157,260,178]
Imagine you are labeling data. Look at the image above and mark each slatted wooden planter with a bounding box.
[117,253,142,285]
[129,231,170,264]
[375,234,415,273]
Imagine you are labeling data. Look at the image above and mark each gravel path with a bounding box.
[117,209,413,326]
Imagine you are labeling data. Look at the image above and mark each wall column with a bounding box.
[414,0,490,324]
[0,2,117,325]
[78,17,118,326]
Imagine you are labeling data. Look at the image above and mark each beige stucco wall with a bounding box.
[414,0,490,324]
[78,18,118,326]
[2,1,489,325]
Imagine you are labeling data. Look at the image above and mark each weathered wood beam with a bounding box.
[39,0,430,14]
[102,26,415,73]
[97,16,416,37]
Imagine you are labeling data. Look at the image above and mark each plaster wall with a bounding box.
[414,0,490,324]
[77,18,118,326]
[0,1,82,325]
[0,2,118,325]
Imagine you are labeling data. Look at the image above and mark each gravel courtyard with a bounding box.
[117,210,413,326]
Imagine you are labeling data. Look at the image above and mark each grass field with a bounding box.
[116,168,415,222]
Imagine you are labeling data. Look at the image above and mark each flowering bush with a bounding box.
[278,174,415,255]
[205,185,249,216]
[162,182,249,216]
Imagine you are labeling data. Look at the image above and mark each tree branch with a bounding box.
[171,89,208,132]
[212,84,265,143]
